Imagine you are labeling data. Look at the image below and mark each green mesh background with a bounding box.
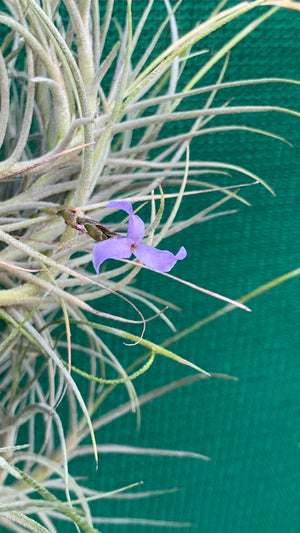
[1,1,300,532]
[86,3,300,532]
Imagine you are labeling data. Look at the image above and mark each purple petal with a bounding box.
[106,200,133,216]
[92,237,133,273]
[128,213,145,243]
[174,246,187,260]
[134,244,187,272]
[106,200,145,243]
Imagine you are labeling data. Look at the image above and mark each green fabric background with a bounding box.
[83,3,299,532]
[2,1,299,532]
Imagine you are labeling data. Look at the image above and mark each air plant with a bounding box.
[0,0,299,531]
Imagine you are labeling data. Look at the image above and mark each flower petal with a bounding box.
[128,213,145,243]
[106,200,133,216]
[174,246,187,260]
[106,200,145,243]
[92,237,133,273]
[134,244,187,272]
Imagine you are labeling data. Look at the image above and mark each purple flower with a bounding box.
[92,201,187,273]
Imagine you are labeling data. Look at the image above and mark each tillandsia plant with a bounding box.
[0,0,299,531]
